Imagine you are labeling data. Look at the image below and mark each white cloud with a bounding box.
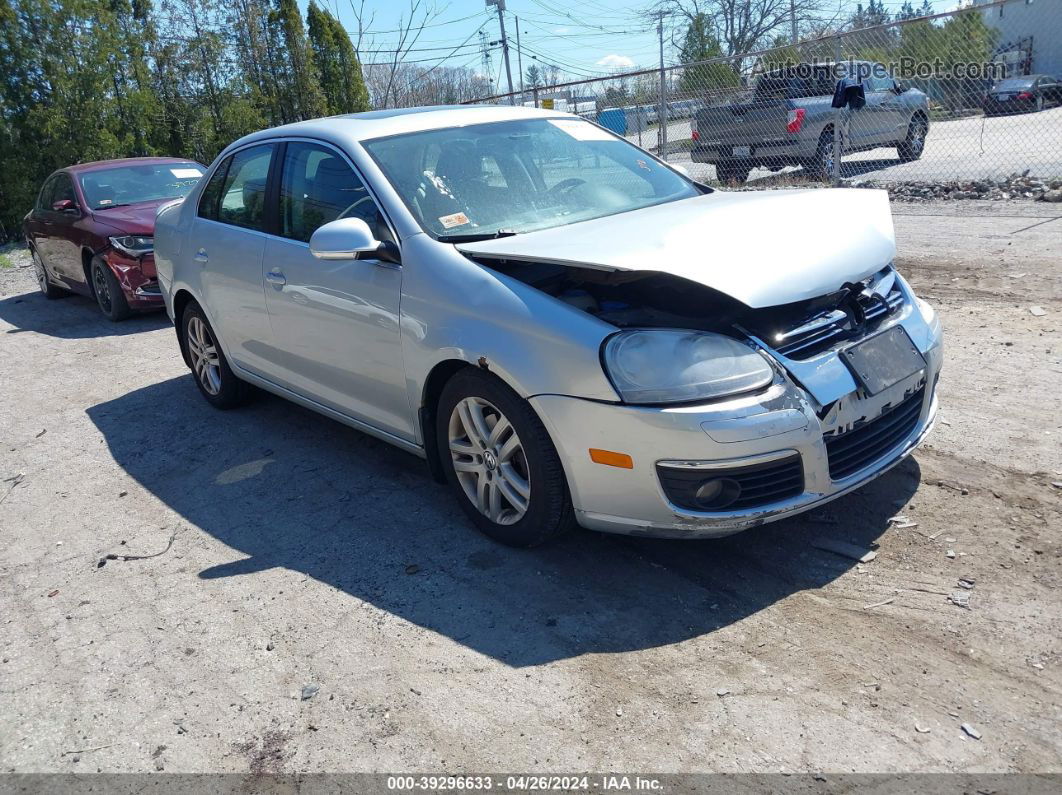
[554,26,570,34]
[596,54,636,69]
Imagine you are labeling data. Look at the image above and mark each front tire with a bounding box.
[33,249,65,299]
[91,256,131,321]
[898,115,927,162]
[805,129,838,180]
[437,369,575,547]
[181,303,249,409]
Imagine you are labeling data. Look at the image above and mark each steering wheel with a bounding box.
[548,178,587,196]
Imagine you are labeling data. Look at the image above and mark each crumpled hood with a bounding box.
[458,188,895,309]
[91,199,174,236]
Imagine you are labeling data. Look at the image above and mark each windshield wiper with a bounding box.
[94,203,134,210]
[437,229,518,244]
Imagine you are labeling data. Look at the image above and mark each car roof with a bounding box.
[224,105,570,152]
[64,157,202,175]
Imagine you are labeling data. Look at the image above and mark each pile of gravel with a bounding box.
[849,174,1062,203]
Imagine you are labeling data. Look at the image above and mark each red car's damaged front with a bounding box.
[23,157,205,320]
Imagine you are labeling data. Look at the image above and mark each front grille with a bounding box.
[657,454,804,512]
[774,274,905,360]
[824,387,925,480]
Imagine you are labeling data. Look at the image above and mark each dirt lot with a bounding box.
[0,200,1059,775]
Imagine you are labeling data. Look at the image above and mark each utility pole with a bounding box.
[790,0,798,45]
[515,15,524,105]
[486,0,515,104]
[655,10,667,157]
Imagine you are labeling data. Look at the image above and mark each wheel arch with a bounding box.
[172,289,198,368]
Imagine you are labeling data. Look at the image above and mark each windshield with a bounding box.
[79,162,205,210]
[362,117,701,240]
[994,78,1034,90]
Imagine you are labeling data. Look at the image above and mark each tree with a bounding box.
[524,64,542,89]
[270,0,327,120]
[665,0,826,56]
[307,2,369,115]
[677,12,739,96]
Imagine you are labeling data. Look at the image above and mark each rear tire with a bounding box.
[90,256,131,321]
[898,115,927,162]
[805,129,837,181]
[715,162,750,185]
[32,249,65,299]
[181,302,249,409]
[437,368,575,548]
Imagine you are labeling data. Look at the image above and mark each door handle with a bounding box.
[193,248,208,263]
[265,270,286,286]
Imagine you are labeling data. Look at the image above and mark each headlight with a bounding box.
[109,235,153,256]
[603,330,774,404]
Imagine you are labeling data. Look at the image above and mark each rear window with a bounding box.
[754,72,833,99]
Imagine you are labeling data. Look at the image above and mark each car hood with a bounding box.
[90,199,175,235]
[457,188,895,309]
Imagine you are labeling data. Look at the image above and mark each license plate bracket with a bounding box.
[840,325,926,396]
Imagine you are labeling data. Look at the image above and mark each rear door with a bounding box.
[191,143,276,376]
[28,175,61,270]
[261,140,412,440]
[45,173,85,281]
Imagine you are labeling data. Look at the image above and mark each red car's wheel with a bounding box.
[32,249,65,299]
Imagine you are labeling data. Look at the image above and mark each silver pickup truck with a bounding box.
[691,61,930,184]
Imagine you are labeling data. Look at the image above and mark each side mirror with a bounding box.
[309,217,395,262]
[52,199,78,214]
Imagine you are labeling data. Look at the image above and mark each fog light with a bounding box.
[694,478,742,509]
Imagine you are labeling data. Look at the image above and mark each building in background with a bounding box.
[976,0,1062,76]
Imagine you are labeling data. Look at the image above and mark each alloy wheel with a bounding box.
[910,122,926,155]
[92,262,112,313]
[33,252,49,293]
[186,315,222,395]
[447,396,531,525]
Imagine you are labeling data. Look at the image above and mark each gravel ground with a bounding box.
[0,201,1060,775]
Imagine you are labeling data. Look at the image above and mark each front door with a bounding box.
[261,141,412,441]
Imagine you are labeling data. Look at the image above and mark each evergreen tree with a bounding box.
[307,1,369,116]
[677,13,739,96]
[270,0,327,121]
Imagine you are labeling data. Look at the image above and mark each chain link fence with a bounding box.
[466,0,1062,201]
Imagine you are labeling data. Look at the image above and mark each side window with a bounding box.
[218,144,273,231]
[865,66,892,93]
[278,141,388,244]
[51,174,77,208]
[37,176,59,211]
[197,159,230,221]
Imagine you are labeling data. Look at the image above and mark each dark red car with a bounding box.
[23,157,205,320]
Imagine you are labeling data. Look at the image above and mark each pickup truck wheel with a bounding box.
[805,131,837,181]
[715,163,750,185]
[438,369,575,548]
[898,116,927,162]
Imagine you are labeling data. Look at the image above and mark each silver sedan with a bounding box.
[154,105,942,546]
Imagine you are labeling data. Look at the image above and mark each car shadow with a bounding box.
[86,375,921,668]
[0,290,169,338]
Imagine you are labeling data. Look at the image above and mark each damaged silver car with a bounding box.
[154,105,942,547]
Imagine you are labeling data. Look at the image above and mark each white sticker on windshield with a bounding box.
[439,212,469,229]
[547,119,614,141]
[170,168,203,178]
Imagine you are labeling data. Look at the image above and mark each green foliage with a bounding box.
[677,13,739,96]
[0,0,375,240]
[307,2,369,115]
[524,64,542,89]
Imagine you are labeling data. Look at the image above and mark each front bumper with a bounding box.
[104,250,164,309]
[531,295,943,539]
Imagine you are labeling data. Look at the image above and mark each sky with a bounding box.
[299,0,957,92]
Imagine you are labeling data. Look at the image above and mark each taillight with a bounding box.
[786,108,806,133]
[691,129,700,141]
[1017,91,1033,100]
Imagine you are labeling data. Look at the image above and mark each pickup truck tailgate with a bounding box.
[696,100,790,148]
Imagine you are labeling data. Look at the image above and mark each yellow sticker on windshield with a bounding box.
[439,212,469,229]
